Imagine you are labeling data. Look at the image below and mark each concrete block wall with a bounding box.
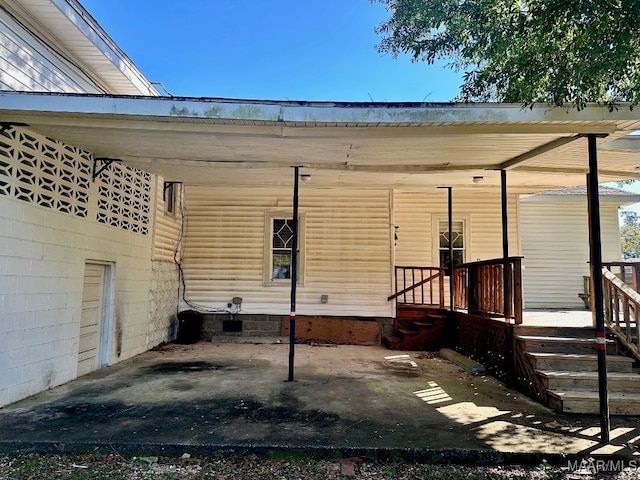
[148,261,179,345]
[200,313,284,340]
[0,196,155,407]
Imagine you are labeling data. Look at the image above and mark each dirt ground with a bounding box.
[2,453,640,479]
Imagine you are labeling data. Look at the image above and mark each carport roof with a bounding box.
[2,91,640,192]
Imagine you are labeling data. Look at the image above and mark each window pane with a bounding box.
[273,219,293,249]
[439,221,464,248]
[440,250,464,268]
[272,251,291,279]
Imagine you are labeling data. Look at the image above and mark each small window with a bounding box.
[164,182,181,216]
[439,220,465,274]
[272,218,294,279]
[264,212,305,284]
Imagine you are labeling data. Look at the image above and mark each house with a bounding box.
[521,186,640,309]
[0,0,177,406]
[3,0,640,409]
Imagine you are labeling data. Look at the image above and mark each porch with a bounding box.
[386,260,640,415]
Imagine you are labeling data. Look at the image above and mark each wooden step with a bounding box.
[383,335,403,348]
[514,326,595,338]
[396,305,447,322]
[547,390,640,415]
[414,321,435,328]
[526,352,633,373]
[398,328,418,339]
[537,370,640,392]
[515,334,615,354]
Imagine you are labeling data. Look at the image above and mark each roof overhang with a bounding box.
[2,0,159,96]
[2,91,640,192]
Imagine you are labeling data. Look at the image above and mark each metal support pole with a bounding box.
[501,170,514,383]
[501,169,511,319]
[448,187,453,311]
[586,134,610,443]
[287,166,300,382]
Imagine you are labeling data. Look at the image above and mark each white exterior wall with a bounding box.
[0,8,100,93]
[521,201,621,309]
[181,187,393,317]
[147,176,183,345]
[393,190,520,264]
[0,127,158,407]
[392,190,521,305]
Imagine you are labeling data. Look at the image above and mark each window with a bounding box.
[264,212,305,284]
[272,218,294,279]
[163,181,181,216]
[438,220,465,274]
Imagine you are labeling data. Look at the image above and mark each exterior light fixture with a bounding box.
[473,176,484,184]
[300,174,311,182]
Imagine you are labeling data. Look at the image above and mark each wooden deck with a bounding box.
[522,309,593,328]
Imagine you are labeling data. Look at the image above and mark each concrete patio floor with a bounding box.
[0,342,638,462]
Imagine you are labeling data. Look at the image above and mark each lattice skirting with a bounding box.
[455,313,511,380]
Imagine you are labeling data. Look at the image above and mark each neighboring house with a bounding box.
[3,0,640,409]
[521,186,640,309]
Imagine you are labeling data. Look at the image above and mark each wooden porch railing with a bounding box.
[452,257,523,325]
[388,266,445,307]
[603,262,640,292]
[602,268,640,361]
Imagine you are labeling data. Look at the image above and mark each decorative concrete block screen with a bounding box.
[0,127,151,235]
[97,161,151,235]
[0,128,91,218]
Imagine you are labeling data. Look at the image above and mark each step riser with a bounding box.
[515,326,595,338]
[544,377,640,392]
[531,358,632,373]
[519,340,616,354]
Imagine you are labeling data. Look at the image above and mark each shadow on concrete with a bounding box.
[0,343,637,463]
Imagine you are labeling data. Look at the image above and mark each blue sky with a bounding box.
[81,0,462,102]
[80,0,640,213]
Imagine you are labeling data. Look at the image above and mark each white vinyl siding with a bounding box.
[180,187,393,317]
[0,8,100,93]
[393,190,520,265]
[152,177,183,263]
[393,190,520,307]
[521,201,621,309]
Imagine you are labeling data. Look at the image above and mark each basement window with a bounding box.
[264,212,305,285]
[438,219,465,275]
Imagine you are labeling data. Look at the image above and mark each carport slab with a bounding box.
[0,343,636,461]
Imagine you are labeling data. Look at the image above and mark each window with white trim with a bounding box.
[264,212,305,284]
[438,219,465,274]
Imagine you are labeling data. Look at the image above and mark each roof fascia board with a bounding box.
[49,0,159,96]
[0,91,634,129]
[11,0,159,96]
